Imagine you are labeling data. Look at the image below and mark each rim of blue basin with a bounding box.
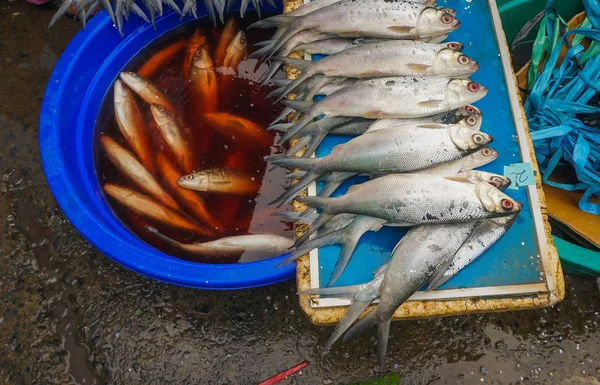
[39,5,294,290]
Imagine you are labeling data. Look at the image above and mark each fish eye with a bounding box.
[489,176,502,188]
[466,116,477,126]
[441,13,454,24]
[184,175,194,181]
[472,133,485,144]
[156,105,164,111]
[447,42,459,50]
[240,35,247,44]
[458,55,470,65]
[466,105,476,113]
[481,147,493,156]
[501,198,514,210]
[467,82,481,92]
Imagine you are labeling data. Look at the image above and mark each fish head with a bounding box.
[456,115,482,131]
[476,182,522,216]
[455,105,482,121]
[178,172,210,191]
[433,49,480,76]
[462,170,511,191]
[192,47,214,69]
[150,103,174,125]
[462,147,498,170]
[119,71,147,94]
[439,7,456,16]
[444,42,464,51]
[446,79,488,108]
[113,79,132,103]
[417,8,460,37]
[229,31,249,54]
[448,126,492,152]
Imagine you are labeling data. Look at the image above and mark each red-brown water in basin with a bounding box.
[94,15,292,263]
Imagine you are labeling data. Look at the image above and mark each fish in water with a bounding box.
[150,104,195,173]
[275,77,488,144]
[178,168,261,195]
[343,221,480,366]
[215,18,239,67]
[103,184,211,235]
[183,29,209,80]
[269,123,493,205]
[188,46,219,114]
[202,112,273,149]
[100,135,180,210]
[156,153,224,232]
[223,31,249,71]
[427,214,517,291]
[249,0,457,60]
[274,41,479,99]
[120,72,177,114]
[113,80,154,172]
[148,228,294,262]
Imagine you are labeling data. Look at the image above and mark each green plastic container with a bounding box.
[497,0,584,45]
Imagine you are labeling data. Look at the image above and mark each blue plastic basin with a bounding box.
[39,5,294,289]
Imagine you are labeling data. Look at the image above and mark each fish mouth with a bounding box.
[470,63,481,72]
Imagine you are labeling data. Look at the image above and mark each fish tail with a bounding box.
[130,3,149,22]
[327,230,362,286]
[299,284,361,297]
[277,115,315,144]
[285,170,308,180]
[49,0,75,27]
[248,14,294,29]
[270,106,297,125]
[377,318,392,368]
[267,156,315,170]
[269,171,320,207]
[260,61,285,85]
[293,212,334,247]
[254,40,275,48]
[266,122,293,132]
[301,131,327,158]
[269,78,292,87]
[266,86,286,100]
[343,309,377,342]
[323,300,371,354]
[279,99,313,113]
[271,210,318,224]
[286,136,311,156]
[274,68,312,102]
[99,0,116,23]
[318,180,344,198]
[295,195,329,210]
[249,42,277,59]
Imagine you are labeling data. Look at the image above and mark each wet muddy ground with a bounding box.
[1,2,600,384]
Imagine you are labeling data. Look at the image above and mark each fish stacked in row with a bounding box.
[251,0,523,364]
[100,21,294,262]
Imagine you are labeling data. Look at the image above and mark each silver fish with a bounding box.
[276,41,478,99]
[276,77,488,143]
[250,0,457,60]
[428,214,517,291]
[149,229,294,262]
[298,174,522,229]
[344,221,480,366]
[270,124,493,205]
[300,262,389,353]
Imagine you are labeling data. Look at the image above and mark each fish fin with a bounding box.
[267,122,293,132]
[387,25,413,34]
[270,171,320,207]
[299,284,362,297]
[343,309,377,342]
[406,63,432,73]
[301,132,327,158]
[373,262,390,277]
[318,180,343,198]
[277,115,314,144]
[277,227,346,265]
[267,156,315,170]
[345,183,363,195]
[416,123,447,129]
[377,318,392,368]
[248,14,295,29]
[285,170,308,180]
[323,300,372,354]
[417,99,446,108]
[293,212,334,246]
[286,136,311,156]
[444,176,471,183]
